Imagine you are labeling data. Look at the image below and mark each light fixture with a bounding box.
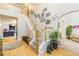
[12,20,16,24]
[24,4,29,6]
[24,3,33,9]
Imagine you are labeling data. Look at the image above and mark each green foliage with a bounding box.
[49,30,59,40]
[66,25,73,37]
[0,39,3,43]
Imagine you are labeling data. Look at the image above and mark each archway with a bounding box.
[59,10,79,54]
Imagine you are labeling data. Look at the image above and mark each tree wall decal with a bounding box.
[30,8,59,25]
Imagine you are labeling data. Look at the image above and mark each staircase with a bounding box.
[21,9,46,54]
[25,16,54,55]
[29,29,40,54]
[30,39,38,50]
[6,4,45,55]
[25,16,40,54]
[26,17,52,54]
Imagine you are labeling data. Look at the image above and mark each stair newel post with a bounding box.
[36,30,37,54]
[35,29,40,54]
[38,30,40,55]
[45,23,47,41]
[26,31,30,46]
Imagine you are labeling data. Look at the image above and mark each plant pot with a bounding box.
[50,43,53,51]
[47,48,51,53]
[67,36,70,39]
[52,40,58,49]
[50,41,54,51]
[47,44,51,54]
[53,43,58,49]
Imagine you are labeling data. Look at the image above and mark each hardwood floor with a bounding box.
[3,41,37,56]
[3,37,16,45]
[2,38,78,56]
[44,48,78,56]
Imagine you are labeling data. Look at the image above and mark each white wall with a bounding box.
[30,3,79,42]
[60,11,79,36]
[0,4,28,40]
[31,3,79,55]
[0,3,20,13]
[0,17,3,38]
[59,9,79,55]
[18,15,28,40]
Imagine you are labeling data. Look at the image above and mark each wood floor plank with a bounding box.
[2,38,78,56]
[44,48,78,56]
[3,41,37,56]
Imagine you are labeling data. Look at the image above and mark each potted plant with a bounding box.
[47,44,52,53]
[49,30,59,49]
[47,30,59,53]
[47,40,54,53]
[0,39,3,43]
[66,25,73,39]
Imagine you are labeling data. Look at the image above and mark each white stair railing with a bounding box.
[25,17,41,54]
